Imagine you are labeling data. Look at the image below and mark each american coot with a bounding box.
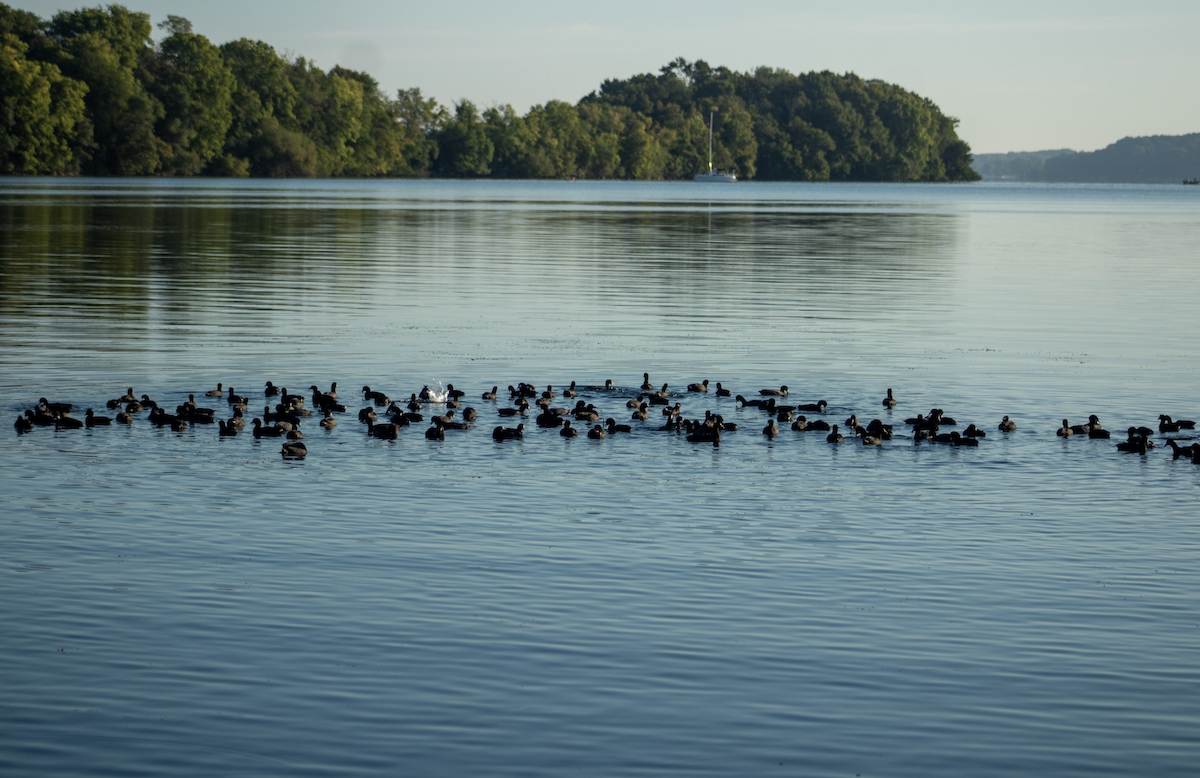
[281,441,307,458]
[797,400,827,413]
[1116,435,1149,454]
[963,424,987,438]
[363,386,390,405]
[482,386,498,401]
[264,381,280,397]
[606,418,633,434]
[425,425,445,440]
[252,418,284,438]
[205,383,224,397]
[563,381,578,399]
[1165,439,1197,459]
[998,416,1016,432]
[882,388,897,408]
[951,431,978,447]
[493,424,525,441]
[14,414,34,433]
[39,398,72,414]
[1159,414,1197,433]
[759,386,789,397]
[85,409,112,427]
[826,424,844,443]
[218,420,237,437]
[320,411,337,429]
[715,383,732,398]
[762,419,780,437]
[560,420,578,437]
[641,373,654,391]
[368,422,400,440]
[687,380,710,393]
[587,424,607,439]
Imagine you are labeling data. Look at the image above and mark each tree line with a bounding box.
[0,4,979,181]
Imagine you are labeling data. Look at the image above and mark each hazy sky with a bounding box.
[18,0,1200,153]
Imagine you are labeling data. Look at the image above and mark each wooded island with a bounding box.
[0,4,979,181]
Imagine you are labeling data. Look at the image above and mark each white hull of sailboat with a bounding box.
[695,172,737,183]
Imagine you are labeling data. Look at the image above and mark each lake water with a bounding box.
[1,179,1198,776]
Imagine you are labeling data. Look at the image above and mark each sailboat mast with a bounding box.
[708,111,714,173]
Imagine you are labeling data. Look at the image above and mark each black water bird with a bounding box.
[882,388,897,408]
[1159,414,1196,433]
[606,418,633,434]
[687,380,709,392]
[363,386,390,405]
[998,416,1016,431]
[85,409,112,427]
[368,422,400,440]
[493,424,524,441]
[252,418,284,438]
[826,424,844,443]
[281,441,307,458]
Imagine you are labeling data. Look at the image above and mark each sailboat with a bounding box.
[695,111,737,183]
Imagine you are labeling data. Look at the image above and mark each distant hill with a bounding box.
[1043,134,1200,183]
[972,134,1200,183]
[971,149,1075,180]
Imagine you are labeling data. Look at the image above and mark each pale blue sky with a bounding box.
[18,0,1200,153]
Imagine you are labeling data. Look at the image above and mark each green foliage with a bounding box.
[49,5,166,174]
[0,32,87,173]
[2,7,977,181]
[1042,134,1200,183]
[433,100,492,176]
[150,17,235,175]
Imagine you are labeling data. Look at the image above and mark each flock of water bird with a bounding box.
[12,372,1200,463]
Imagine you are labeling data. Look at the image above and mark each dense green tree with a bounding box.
[433,99,492,176]
[48,5,165,174]
[394,87,442,175]
[0,32,87,173]
[218,38,313,176]
[149,16,234,175]
[0,7,978,181]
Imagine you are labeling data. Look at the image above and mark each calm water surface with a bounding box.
[2,179,1199,776]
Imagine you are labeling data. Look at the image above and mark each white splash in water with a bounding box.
[421,382,448,403]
